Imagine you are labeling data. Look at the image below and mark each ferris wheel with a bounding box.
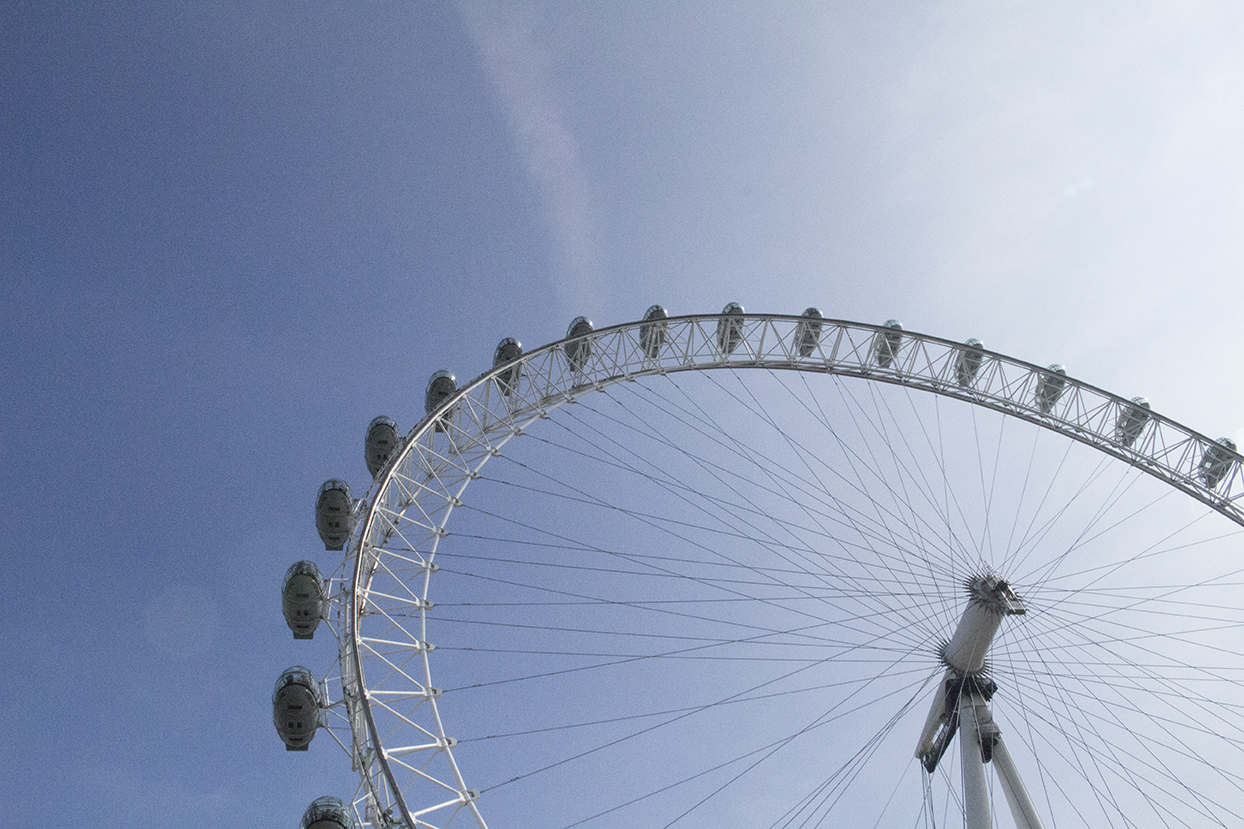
[275,307,1244,829]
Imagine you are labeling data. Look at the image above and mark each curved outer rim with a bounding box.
[339,312,1243,828]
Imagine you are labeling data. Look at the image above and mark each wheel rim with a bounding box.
[336,314,1244,828]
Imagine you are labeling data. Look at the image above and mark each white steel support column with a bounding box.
[991,731,1047,829]
[915,573,1046,828]
[959,696,992,829]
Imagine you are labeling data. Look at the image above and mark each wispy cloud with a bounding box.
[458,1,599,314]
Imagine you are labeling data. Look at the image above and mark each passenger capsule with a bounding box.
[282,560,327,640]
[301,796,355,829]
[1200,437,1238,489]
[315,479,352,551]
[1115,397,1151,448]
[955,338,984,387]
[717,303,745,356]
[425,370,457,432]
[493,337,523,396]
[273,666,321,751]
[565,316,594,372]
[1035,364,1067,414]
[873,320,903,368]
[639,305,669,359]
[795,307,823,358]
[364,416,399,478]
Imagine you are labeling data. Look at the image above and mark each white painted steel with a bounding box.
[959,696,992,829]
[992,730,1047,829]
[915,672,951,762]
[943,598,1004,675]
[318,312,1244,828]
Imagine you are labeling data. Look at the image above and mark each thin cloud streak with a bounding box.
[458,1,599,315]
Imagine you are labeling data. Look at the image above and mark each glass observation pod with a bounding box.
[273,666,321,751]
[364,416,399,478]
[315,479,352,551]
[564,316,594,372]
[717,302,745,356]
[874,319,904,368]
[425,370,457,433]
[1115,396,1151,448]
[639,305,669,359]
[493,337,523,397]
[1035,364,1067,413]
[282,560,327,640]
[795,307,823,358]
[1201,437,1239,489]
[955,338,985,387]
[300,795,355,829]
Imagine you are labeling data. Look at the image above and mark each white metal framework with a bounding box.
[323,313,1244,828]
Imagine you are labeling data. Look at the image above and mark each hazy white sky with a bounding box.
[3,2,1243,826]
[452,2,1244,428]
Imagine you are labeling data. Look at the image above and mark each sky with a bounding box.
[4,2,1244,827]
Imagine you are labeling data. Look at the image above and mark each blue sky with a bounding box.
[4,3,1244,827]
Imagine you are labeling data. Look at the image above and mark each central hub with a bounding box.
[942,573,1026,674]
[915,572,1027,771]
